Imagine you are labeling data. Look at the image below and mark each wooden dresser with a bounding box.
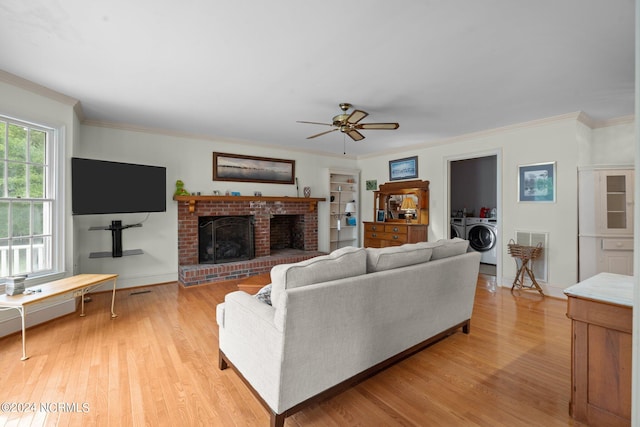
[363,222,427,248]
[363,180,429,248]
[564,273,632,426]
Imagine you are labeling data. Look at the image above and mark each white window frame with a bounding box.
[0,115,65,285]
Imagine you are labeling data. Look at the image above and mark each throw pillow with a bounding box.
[428,237,469,260]
[254,283,272,305]
[365,243,432,273]
[269,246,367,307]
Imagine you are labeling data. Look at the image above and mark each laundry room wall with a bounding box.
[450,155,497,217]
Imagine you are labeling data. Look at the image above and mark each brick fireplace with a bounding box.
[175,195,325,287]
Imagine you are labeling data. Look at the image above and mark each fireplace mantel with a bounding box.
[173,195,326,213]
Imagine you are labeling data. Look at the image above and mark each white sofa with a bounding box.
[216,239,481,426]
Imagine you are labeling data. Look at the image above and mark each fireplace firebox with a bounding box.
[199,216,254,264]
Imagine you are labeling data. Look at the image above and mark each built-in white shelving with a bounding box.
[328,168,360,251]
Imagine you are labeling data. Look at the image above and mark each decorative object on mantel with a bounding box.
[213,152,295,184]
[303,186,311,198]
[173,194,326,214]
[174,180,190,196]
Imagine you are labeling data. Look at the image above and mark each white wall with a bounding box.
[358,116,581,298]
[76,124,356,290]
[590,122,635,166]
[450,155,497,215]
[358,115,635,298]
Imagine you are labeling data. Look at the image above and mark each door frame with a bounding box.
[444,148,502,287]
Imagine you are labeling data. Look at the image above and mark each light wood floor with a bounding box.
[0,275,577,426]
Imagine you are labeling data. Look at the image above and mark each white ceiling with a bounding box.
[0,1,635,157]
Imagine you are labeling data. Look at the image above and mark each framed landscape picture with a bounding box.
[518,162,556,202]
[213,152,295,184]
[389,156,418,181]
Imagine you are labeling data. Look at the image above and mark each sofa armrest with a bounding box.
[217,291,279,331]
[217,291,285,412]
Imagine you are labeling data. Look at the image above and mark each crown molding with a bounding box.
[357,111,636,160]
[82,119,357,160]
[592,114,635,128]
[357,112,583,160]
[577,111,635,128]
[0,69,83,114]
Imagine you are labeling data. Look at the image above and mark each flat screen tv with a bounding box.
[72,157,167,215]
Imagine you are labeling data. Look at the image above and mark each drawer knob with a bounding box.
[372,226,377,231]
[393,227,399,232]
[393,235,399,239]
[372,233,377,238]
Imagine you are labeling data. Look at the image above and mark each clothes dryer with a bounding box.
[466,217,497,265]
[450,217,466,239]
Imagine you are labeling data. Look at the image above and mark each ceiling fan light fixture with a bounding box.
[332,113,349,126]
[298,102,399,143]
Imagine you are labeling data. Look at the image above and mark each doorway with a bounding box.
[446,151,501,283]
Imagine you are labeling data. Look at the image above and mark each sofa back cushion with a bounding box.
[365,243,433,273]
[270,246,367,307]
[421,237,469,260]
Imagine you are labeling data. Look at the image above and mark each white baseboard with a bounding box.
[0,297,76,338]
[0,272,178,339]
[85,272,178,292]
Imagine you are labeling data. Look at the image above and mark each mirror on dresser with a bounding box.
[364,180,429,248]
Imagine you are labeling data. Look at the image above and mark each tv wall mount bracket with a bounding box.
[88,220,143,258]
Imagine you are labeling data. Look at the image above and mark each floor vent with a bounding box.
[514,231,549,283]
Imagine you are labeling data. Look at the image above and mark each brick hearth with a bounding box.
[175,195,326,287]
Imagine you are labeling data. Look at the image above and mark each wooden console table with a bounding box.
[564,273,632,425]
[0,274,118,360]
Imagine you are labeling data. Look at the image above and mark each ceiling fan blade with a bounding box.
[346,110,368,124]
[356,123,400,130]
[307,128,338,139]
[346,129,365,141]
[297,120,333,126]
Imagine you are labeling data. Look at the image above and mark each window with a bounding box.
[0,117,56,278]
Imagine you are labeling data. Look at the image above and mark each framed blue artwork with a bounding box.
[389,156,418,181]
[518,162,556,202]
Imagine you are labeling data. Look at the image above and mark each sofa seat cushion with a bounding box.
[421,237,469,260]
[365,243,433,273]
[269,246,367,307]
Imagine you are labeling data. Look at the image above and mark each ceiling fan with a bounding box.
[297,103,399,141]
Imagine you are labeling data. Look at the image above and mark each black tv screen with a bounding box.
[72,157,167,215]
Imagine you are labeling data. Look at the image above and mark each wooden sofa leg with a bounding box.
[462,320,470,334]
[218,352,228,370]
[270,413,285,427]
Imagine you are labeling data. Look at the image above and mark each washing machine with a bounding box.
[450,217,466,239]
[466,217,497,265]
